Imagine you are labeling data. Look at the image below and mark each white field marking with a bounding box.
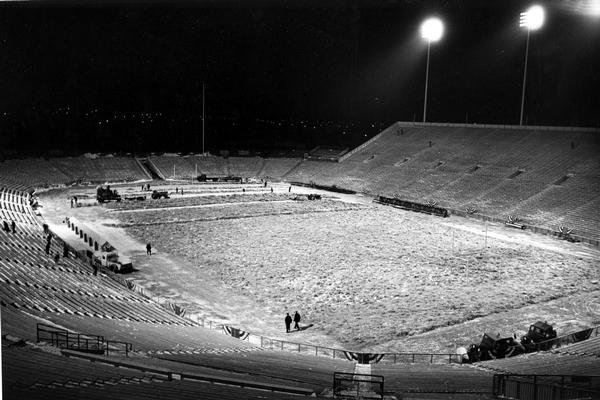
[106,199,295,213]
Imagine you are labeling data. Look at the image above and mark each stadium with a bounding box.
[2,1,600,400]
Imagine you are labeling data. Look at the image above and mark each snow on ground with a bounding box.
[38,183,600,353]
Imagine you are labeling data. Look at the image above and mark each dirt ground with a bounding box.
[37,182,600,353]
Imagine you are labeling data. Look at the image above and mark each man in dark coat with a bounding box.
[146,243,152,255]
[284,313,292,333]
[293,311,301,331]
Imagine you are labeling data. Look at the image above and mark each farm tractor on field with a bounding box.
[460,321,558,363]
[92,251,133,274]
[151,190,170,200]
[96,186,121,203]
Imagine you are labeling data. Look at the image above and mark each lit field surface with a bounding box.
[111,194,600,352]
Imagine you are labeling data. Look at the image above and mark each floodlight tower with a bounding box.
[420,17,444,123]
[519,5,545,126]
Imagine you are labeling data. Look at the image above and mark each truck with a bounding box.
[461,321,559,363]
[520,321,557,351]
[96,186,121,203]
[92,251,133,273]
[464,333,524,362]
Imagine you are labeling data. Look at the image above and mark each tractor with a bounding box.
[151,190,170,200]
[464,333,524,363]
[96,186,121,203]
[92,251,133,273]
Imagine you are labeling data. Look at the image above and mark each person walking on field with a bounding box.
[284,313,292,333]
[293,311,301,331]
[146,243,152,255]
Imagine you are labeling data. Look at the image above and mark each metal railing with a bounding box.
[506,325,600,355]
[493,374,600,400]
[36,323,132,357]
[530,326,600,352]
[190,316,461,365]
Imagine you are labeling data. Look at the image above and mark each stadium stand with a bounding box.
[0,180,354,399]
[0,158,70,188]
[227,156,263,177]
[187,154,229,177]
[2,341,313,400]
[0,156,148,188]
[372,363,494,397]
[0,188,38,226]
[306,146,348,161]
[288,122,600,242]
[49,156,148,183]
[147,155,197,179]
[256,157,301,179]
[1,121,600,399]
[478,351,600,376]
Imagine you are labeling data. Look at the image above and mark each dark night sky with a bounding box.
[1,0,599,154]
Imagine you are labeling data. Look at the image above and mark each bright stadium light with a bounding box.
[420,17,444,123]
[590,0,600,16]
[421,17,444,42]
[520,5,545,30]
[519,5,545,126]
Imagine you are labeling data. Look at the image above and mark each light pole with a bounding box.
[420,17,444,123]
[519,5,545,126]
[202,82,205,154]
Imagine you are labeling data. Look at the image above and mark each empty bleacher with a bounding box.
[1,122,599,398]
[0,158,70,188]
[372,363,494,397]
[0,188,38,226]
[3,341,309,400]
[147,155,197,179]
[227,156,263,177]
[0,156,148,188]
[289,122,600,241]
[478,352,600,376]
[257,158,302,179]
[187,155,229,177]
[50,156,148,183]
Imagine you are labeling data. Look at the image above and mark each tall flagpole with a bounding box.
[202,82,205,154]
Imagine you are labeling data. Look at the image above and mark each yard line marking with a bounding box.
[106,200,295,213]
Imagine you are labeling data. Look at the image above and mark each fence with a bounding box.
[493,374,600,400]
[188,316,462,365]
[36,323,132,357]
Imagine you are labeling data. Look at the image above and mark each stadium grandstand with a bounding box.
[1,121,599,399]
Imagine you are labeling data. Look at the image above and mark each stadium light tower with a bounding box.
[519,5,545,126]
[420,17,444,123]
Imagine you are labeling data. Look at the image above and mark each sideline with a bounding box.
[440,220,599,260]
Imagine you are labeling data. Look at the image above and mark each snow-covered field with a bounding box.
[111,193,600,351]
